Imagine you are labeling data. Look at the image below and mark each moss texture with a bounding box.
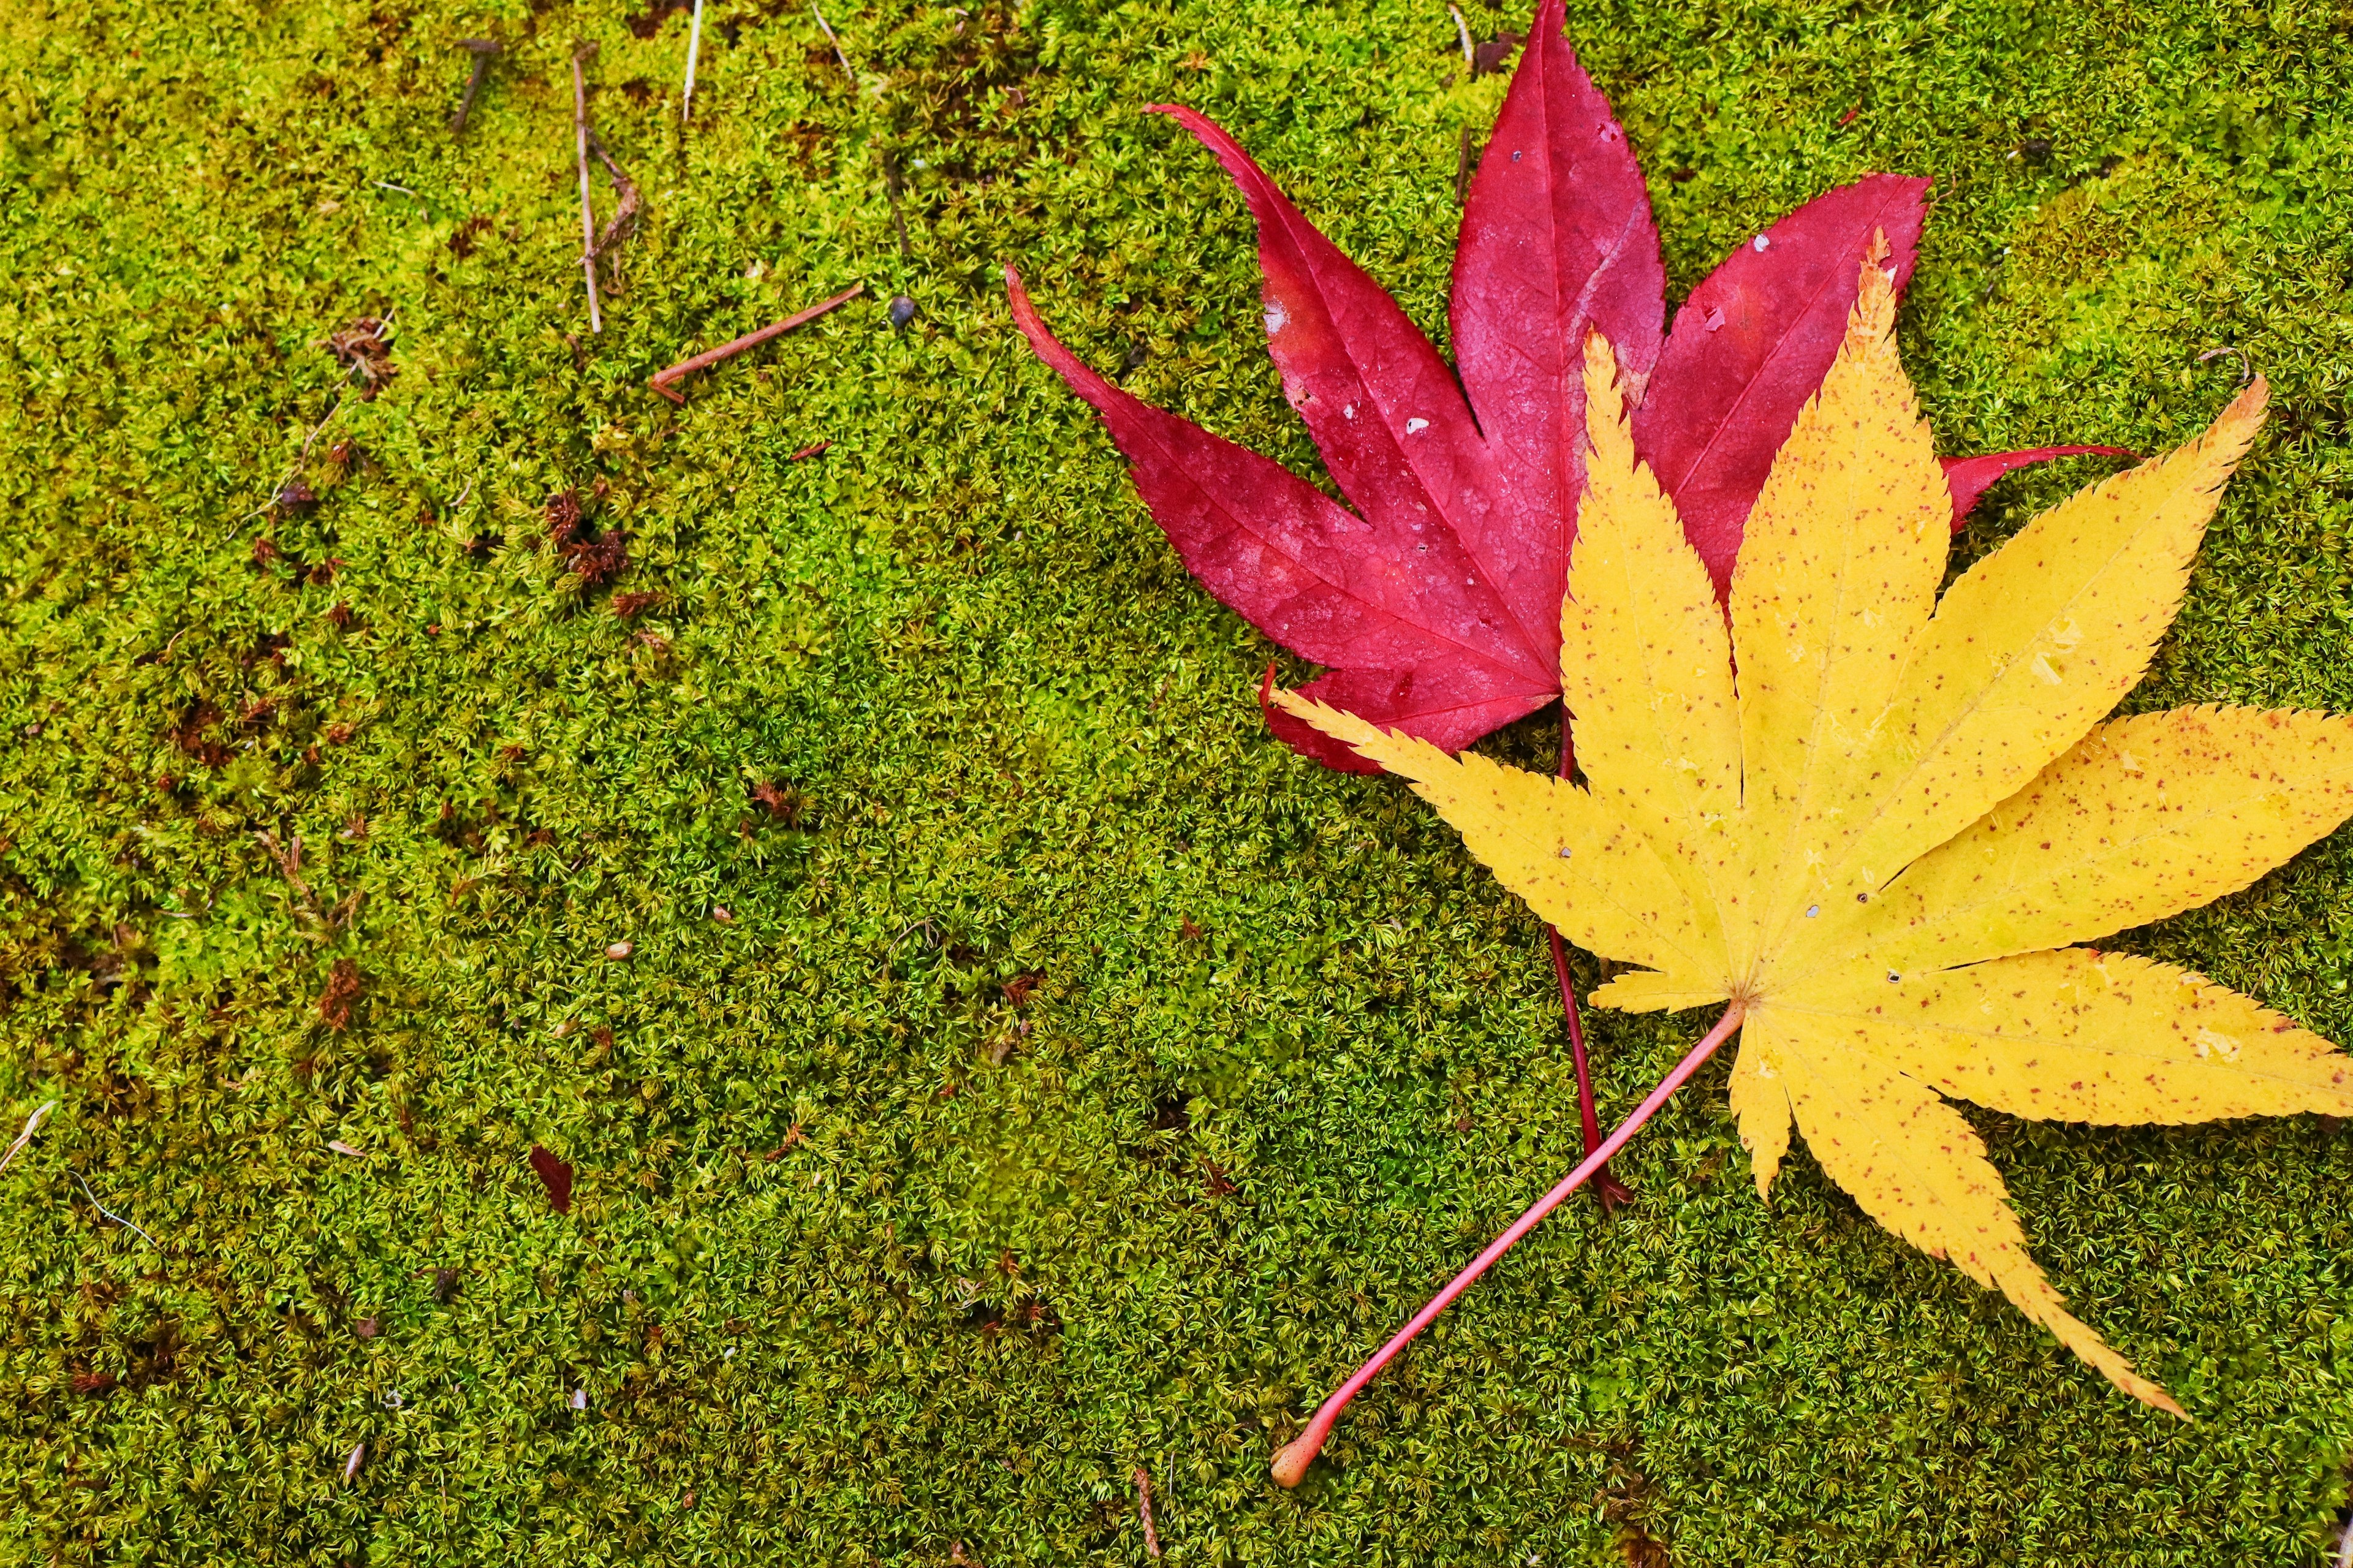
[6,0,2353,1562]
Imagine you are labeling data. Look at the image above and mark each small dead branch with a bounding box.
[233,322,392,533]
[450,40,501,135]
[256,828,313,904]
[646,282,865,403]
[588,132,641,279]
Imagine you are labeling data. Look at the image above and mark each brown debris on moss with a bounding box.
[545,488,630,588]
[316,960,362,1031]
[321,316,396,400]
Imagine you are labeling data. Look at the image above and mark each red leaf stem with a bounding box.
[1554,721,1631,1209]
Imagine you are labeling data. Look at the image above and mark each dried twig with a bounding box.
[450,39,500,134]
[682,0,706,123]
[1134,1466,1163,1558]
[1449,4,1474,67]
[572,42,604,334]
[0,1101,56,1175]
[811,1,854,75]
[587,132,642,269]
[70,1170,161,1251]
[256,828,313,904]
[646,282,865,403]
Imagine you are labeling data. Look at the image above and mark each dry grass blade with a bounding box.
[571,42,603,333]
[0,1101,56,1175]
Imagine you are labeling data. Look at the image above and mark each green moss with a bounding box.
[3,0,2352,1561]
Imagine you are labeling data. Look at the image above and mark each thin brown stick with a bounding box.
[1556,716,1632,1208]
[647,283,865,403]
[587,132,640,268]
[450,40,500,135]
[1134,1466,1162,1558]
[571,43,603,335]
[255,828,313,904]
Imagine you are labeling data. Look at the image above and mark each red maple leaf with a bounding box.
[1009,0,2123,771]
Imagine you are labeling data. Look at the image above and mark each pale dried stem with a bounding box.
[811,2,854,76]
[682,0,705,123]
[572,44,602,334]
[0,1101,56,1175]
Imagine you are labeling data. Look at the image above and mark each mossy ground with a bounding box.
[5,0,2353,1562]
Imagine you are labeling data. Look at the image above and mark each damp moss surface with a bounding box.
[6,0,2353,1562]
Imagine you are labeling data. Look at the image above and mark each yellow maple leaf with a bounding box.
[1272,246,2353,1438]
